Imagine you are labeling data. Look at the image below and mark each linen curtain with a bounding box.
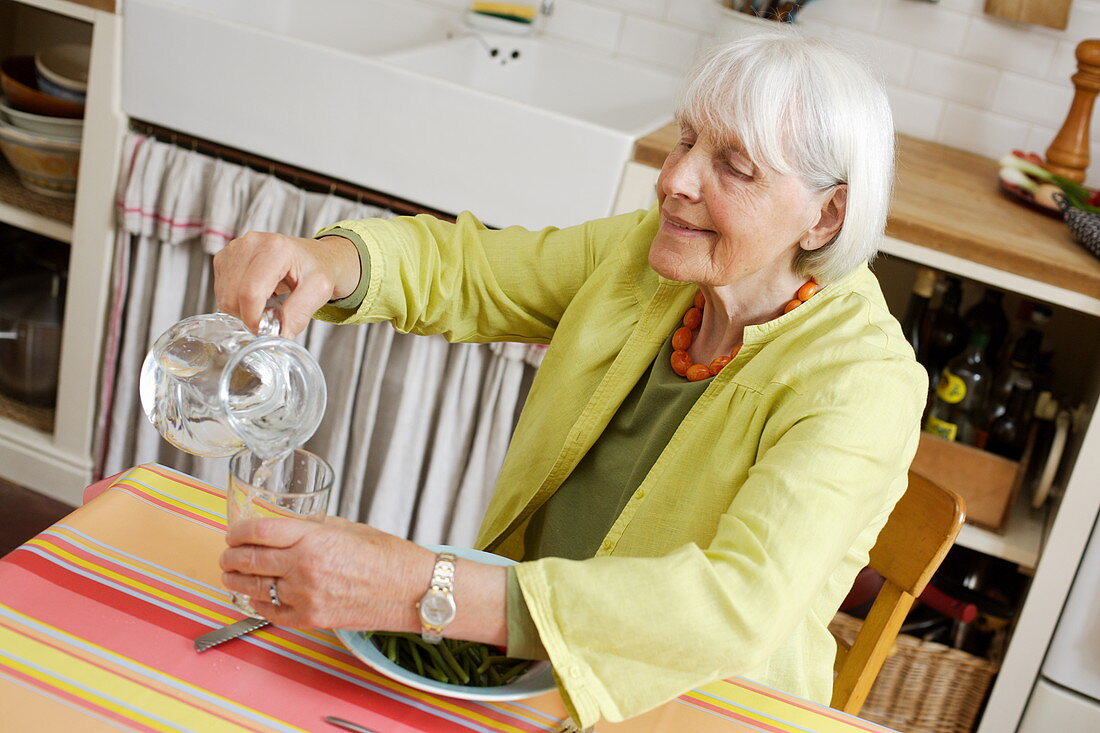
[96,133,545,545]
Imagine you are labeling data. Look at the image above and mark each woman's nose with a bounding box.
[660,151,703,201]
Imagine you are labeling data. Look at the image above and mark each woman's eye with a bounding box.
[722,162,752,179]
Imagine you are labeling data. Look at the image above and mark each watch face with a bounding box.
[420,590,456,626]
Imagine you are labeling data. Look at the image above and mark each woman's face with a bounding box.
[650,120,832,287]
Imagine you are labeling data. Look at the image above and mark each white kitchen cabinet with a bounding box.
[0,0,126,504]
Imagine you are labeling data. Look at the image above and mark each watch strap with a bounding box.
[419,552,457,644]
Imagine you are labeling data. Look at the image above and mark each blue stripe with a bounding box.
[17,546,552,732]
[0,647,195,732]
[112,477,227,521]
[0,668,145,732]
[43,526,350,656]
[0,604,301,732]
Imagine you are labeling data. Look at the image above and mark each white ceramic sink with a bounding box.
[123,0,678,228]
[384,35,678,136]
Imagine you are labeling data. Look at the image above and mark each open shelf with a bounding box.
[0,390,55,433]
[0,157,74,242]
[955,486,1046,572]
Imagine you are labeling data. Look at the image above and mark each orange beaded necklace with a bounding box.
[671,279,818,381]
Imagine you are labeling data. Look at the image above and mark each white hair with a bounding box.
[679,30,895,283]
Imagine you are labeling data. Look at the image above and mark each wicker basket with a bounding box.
[829,612,999,733]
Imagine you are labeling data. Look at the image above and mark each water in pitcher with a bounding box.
[140,302,326,463]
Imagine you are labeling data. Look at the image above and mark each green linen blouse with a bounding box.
[314,206,927,728]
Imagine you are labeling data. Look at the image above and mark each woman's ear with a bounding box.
[802,184,848,252]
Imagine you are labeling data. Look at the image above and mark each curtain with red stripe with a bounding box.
[95,133,546,545]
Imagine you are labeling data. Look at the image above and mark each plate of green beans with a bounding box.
[334,545,555,701]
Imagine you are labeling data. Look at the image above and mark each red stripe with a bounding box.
[28,534,232,620]
[25,536,541,731]
[0,616,264,733]
[2,557,540,732]
[0,664,161,733]
[115,202,208,229]
[106,483,226,531]
[679,695,789,733]
[136,466,228,501]
[724,679,886,733]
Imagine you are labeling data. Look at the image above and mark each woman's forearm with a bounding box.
[448,560,509,647]
[316,235,362,300]
[386,551,509,648]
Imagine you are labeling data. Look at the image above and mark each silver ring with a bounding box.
[269,580,282,607]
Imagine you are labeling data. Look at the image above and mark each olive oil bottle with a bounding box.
[925,330,993,445]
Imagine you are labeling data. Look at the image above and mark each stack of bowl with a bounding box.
[0,44,89,198]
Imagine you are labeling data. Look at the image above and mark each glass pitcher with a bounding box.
[139,302,326,459]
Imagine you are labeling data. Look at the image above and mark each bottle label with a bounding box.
[926,415,959,441]
[936,370,967,404]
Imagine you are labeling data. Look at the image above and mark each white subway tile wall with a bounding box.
[419,0,1100,186]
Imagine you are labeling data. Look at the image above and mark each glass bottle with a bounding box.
[986,385,1029,459]
[922,276,968,386]
[925,329,993,445]
[962,288,1008,364]
[902,267,937,361]
[983,328,1041,430]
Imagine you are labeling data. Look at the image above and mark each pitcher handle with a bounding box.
[257,298,284,337]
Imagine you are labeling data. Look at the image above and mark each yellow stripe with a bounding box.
[258,631,531,733]
[48,526,218,601]
[0,625,252,732]
[689,682,866,733]
[0,605,305,733]
[113,478,226,523]
[120,465,229,518]
[25,538,238,626]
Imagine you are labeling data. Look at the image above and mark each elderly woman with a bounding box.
[215,31,925,727]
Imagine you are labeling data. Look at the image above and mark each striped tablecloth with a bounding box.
[0,464,894,733]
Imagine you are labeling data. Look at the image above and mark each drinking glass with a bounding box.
[227,448,334,617]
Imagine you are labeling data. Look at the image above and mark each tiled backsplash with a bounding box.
[421,0,1100,187]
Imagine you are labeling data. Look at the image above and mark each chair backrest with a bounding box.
[830,471,966,715]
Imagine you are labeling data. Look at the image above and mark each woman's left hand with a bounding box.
[219,516,435,630]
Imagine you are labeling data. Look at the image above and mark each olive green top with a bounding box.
[505,335,709,659]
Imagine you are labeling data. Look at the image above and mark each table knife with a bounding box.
[323,716,381,733]
[194,617,269,652]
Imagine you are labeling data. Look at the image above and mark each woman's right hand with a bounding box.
[212,232,360,337]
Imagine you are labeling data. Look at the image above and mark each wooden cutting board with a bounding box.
[983,0,1071,31]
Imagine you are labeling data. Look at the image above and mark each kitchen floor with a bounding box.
[0,478,73,557]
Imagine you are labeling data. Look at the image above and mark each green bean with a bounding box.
[450,641,478,656]
[438,641,470,684]
[409,643,425,677]
[500,660,530,684]
[424,664,450,683]
[360,632,533,687]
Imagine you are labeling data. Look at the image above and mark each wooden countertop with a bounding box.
[634,124,1100,300]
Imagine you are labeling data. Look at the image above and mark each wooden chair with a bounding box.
[830,471,966,715]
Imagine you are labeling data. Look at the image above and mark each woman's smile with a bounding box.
[661,211,715,238]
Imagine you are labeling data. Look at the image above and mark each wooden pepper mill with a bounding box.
[1045,39,1100,184]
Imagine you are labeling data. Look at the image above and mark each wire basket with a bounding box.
[1052,191,1100,259]
[829,612,999,733]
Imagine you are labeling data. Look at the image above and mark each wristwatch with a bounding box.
[417,552,457,644]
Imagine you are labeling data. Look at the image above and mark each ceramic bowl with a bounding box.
[0,118,81,198]
[34,44,90,104]
[335,544,556,702]
[0,57,84,119]
[0,96,82,140]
